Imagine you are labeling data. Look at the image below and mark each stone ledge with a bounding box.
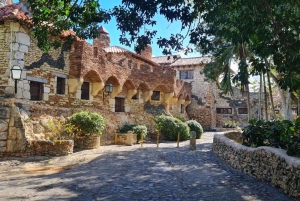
[213,133,300,200]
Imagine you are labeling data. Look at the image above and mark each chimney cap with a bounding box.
[98,26,109,34]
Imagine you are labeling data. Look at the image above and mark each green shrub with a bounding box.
[222,120,238,128]
[70,110,105,137]
[155,114,190,141]
[120,124,137,133]
[133,125,148,141]
[242,118,300,157]
[47,120,75,140]
[186,120,203,139]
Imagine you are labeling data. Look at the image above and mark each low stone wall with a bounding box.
[213,133,300,199]
[116,133,137,145]
[75,136,100,149]
[31,140,74,156]
[0,140,74,157]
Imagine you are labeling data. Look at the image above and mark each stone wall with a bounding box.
[0,99,74,157]
[115,133,137,145]
[215,87,261,128]
[75,136,100,149]
[175,65,216,129]
[213,133,300,199]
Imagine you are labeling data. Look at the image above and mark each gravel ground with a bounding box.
[0,132,294,201]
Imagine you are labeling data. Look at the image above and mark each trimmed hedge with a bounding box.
[155,114,190,141]
[70,111,105,137]
[186,120,203,139]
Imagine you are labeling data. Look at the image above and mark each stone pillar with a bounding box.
[126,131,133,146]
[190,131,196,150]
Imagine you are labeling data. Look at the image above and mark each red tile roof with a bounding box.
[103,46,129,53]
[170,57,211,66]
[152,56,211,66]
[151,55,180,64]
[103,46,160,67]
[0,3,28,21]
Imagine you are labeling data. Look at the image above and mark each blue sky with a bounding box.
[15,0,200,58]
[99,1,200,58]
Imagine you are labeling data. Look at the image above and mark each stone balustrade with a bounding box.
[213,132,300,199]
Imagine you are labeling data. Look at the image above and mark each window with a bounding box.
[132,94,138,100]
[216,108,232,114]
[30,81,43,100]
[180,70,194,79]
[115,98,125,112]
[238,108,248,114]
[151,91,160,101]
[93,47,98,58]
[56,77,65,95]
[181,104,185,113]
[81,82,90,100]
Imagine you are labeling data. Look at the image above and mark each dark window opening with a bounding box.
[238,108,248,114]
[56,77,65,95]
[128,60,132,69]
[180,71,194,79]
[151,91,160,101]
[181,104,185,113]
[115,98,125,112]
[81,82,90,100]
[216,108,232,114]
[30,81,43,101]
[132,94,138,100]
[93,47,98,58]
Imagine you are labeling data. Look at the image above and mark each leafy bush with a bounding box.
[186,120,203,139]
[155,114,190,141]
[242,118,300,157]
[133,125,147,141]
[120,124,137,133]
[47,120,75,140]
[70,111,105,137]
[222,120,238,128]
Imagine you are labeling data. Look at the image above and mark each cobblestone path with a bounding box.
[0,132,294,201]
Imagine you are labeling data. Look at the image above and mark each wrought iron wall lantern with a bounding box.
[103,83,113,100]
[11,65,22,94]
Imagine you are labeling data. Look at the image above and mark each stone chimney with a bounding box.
[93,26,110,48]
[139,44,152,60]
[0,0,13,8]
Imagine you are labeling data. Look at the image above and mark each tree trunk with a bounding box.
[267,71,276,119]
[263,73,268,121]
[259,71,262,119]
[246,84,252,121]
[298,90,300,117]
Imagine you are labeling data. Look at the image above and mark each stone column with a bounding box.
[126,131,133,146]
[190,131,196,150]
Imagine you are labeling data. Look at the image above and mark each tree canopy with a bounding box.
[24,0,300,91]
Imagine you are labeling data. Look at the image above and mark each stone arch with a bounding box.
[82,70,104,96]
[123,80,136,100]
[137,83,151,102]
[105,75,122,99]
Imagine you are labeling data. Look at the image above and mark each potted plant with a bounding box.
[133,125,148,143]
[70,110,106,149]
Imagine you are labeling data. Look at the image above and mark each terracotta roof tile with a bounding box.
[103,46,129,53]
[0,3,28,21]
[151,55,179,64]
[152,56,211,66]
[103,46,159,67]
[170,57,211,66]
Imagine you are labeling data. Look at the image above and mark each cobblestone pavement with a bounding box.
[0,132,294,201]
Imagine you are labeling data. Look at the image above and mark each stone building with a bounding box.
[152,56,261,129]
[0,1,262,156]
[0,1,192,155]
